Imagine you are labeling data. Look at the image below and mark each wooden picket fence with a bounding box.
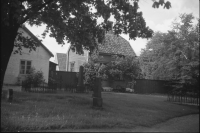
[64,84,77,93]
[21,82,57,93]
[64,84,91,93]
[22,82,92,93]
[167,90,199,106]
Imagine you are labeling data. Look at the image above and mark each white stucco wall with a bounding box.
[3,28,52,85]
[66,49,89,72]
[54,54,60,71]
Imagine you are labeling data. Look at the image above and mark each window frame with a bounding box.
[70,62,75,72]
[19,60,32,75]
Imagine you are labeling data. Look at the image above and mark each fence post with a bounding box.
[167,92,169,101]
[175,93,177,102]
[93,78,103,108]
[167,91,170,101]
[77,66,84,93]
[180,92,182,104]
[7,89,13,102]
[183,95,185,103]
[59,76,62,90]
[192,93,194,104]
[185,95,187,103]
[196,93,198,105]
[21,81,24,91]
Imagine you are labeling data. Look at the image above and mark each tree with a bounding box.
[139,32,169,79]
[140,13,199,91]
[1,0,171,91]
[82,49,107,88]
[83,54,141,90]
[103,55,142,81]
[23,67,45,87]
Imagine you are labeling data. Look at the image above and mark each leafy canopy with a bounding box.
[140,13,199,90]
[2,0,171,54]
[83,52,142,87]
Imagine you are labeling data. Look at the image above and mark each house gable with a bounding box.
[66,46,89,72]
[56,53,67,71]
[21,26,54,57]
[3,26,54,85]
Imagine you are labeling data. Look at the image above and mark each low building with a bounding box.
[3,26,54,85]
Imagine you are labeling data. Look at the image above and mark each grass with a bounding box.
[1,90,199,132]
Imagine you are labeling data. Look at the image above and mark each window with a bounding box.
[70,62,75,72]
[20,60,32,74]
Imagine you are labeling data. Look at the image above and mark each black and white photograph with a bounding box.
[1,0,199,132]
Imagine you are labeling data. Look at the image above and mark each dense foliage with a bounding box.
[83,50,142,87]
[83,50,107,87]
[139,13,199,91]
[102,55,142,81]
[23,67,45,87]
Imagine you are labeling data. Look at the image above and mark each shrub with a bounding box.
[83,51,142,88]
[23,67,45,87]
[107,55,142,81]
[15,76,21,86]
[83,62,105,87]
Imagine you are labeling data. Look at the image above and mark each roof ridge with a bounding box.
[21,26,54,57]
[117,35,136,56]
[98,33,136,57]
[56,52,67,71]
[57,53,66,55]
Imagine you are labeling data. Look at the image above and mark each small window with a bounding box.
[70,62,75,72]
[20,60,32,74]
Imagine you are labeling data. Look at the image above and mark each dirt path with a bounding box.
[35,114,199,132]
[131,114,199,132]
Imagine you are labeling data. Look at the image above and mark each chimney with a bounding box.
[107,21,113,34]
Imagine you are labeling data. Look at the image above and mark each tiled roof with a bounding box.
[56,53,67,71]
[98,32,136,56]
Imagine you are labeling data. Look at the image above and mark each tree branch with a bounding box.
[20,0,54,24]
[180,50,188,60]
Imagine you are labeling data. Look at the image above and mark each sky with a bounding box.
[25,0,199,61]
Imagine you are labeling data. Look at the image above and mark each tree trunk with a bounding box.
[1,24,20,93]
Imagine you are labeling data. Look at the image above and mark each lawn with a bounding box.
[1,90,199,132]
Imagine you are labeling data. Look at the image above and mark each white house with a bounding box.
[66,49,89,72]
[54,53,67,71]
[55,49,89,72]
[3,26,54,85]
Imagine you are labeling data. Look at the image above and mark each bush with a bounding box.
[83,52,142,88]
[83,62,105,88]
[15,76,21,86]
[23,67,45,87]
